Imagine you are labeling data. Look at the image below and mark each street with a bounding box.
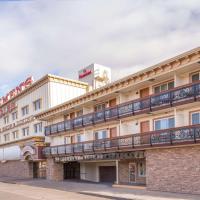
[0,179,199,200]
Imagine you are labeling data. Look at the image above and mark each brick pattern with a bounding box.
[146,146,200,194]
[0,160,33,179]
[46,158,63,181]
[118,160,146,185]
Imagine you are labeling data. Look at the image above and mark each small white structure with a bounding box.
[78,64,111,89]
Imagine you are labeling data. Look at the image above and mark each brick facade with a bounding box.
[46,158,63,181]
[0,160,33,179]
[146,145,200,194]
[118,160,146,185]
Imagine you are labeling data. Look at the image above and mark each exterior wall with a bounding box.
[49,81,87,108]
[146,146,200,194]
[0,160,33,178]
[46,158,63,181]
[118,160,146,185]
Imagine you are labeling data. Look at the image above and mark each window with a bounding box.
[34,122,42,133]
[4,133,10,142]
[138,162,146,177]
[22,105,29,116]
[191,112,200,125]
[64,136,71,144]
[94,130,108,140]
[12,111,18,121]
[191,72,200,83]
[94,103,106,112]
[77,134,84,142]
[154,117,175,130]
[22,127,29,136]
[33,99,41,111]
[154,81,174,94]
[12,131,19,140]
[4,116,9,124]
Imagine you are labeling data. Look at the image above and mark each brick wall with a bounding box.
[0,160,33,179]
[146,145,200,194]
[46,158,63,181]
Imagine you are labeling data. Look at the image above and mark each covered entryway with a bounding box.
[33,161,46,178]
[64,162,80,180]
[99,166,116,183]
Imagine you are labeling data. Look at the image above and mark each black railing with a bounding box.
[45,81,200,136]
[43,124,200,157]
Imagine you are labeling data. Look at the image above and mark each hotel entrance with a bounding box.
[64,162,80,180]
[33,161,46,178]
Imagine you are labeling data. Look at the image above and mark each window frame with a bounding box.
[153,80,174,94]
[21,105,29,116]
[33,99,41,111]
[153,116,175,131]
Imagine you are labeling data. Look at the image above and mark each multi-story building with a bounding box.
[0,74,88,178]
[37,47,200,194]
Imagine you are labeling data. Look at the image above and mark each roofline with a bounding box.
[0,74,88,108]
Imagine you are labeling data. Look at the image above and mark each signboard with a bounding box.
[54,151,145,162]
[79,69,92,79]
[0,116,34,132]
[0,76,33,106]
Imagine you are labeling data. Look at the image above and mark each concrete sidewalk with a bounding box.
[0,177,199,200]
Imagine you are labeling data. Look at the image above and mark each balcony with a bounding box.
[43,124,200,157]
[45,81,200,136]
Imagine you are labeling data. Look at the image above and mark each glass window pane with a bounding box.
[192,113,200,125]
[154,86,160,94]
[161,84,167,91]
[192,73,199,83]
[168,81,174,90]
[168,118,175,128]
[155,121,161,130]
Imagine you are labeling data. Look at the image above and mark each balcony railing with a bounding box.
[43,124,200,157]
[45,81,200,136]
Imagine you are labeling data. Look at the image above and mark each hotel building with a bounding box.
[37,47,200,194]
[0,74,88,178]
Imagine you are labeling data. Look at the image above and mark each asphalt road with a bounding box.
[0,180,199,200]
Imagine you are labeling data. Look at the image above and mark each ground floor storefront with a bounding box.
[46,151,146,186]
[46,145,200,194]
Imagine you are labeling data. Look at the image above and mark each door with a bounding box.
[109,98,117,107]
[140,121,150,133]
[110,127,117,138]
[99,166,116,183]
[140,121,150,144]
[110,127,117,147]
[140,88,149,98]
[33,162,38,178]
[64,162,80,179]
[129,163,136,183]
[70,112,75,119]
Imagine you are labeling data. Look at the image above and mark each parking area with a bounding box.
[0,178,199,200]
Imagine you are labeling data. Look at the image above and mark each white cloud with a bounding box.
[0,0,200,95]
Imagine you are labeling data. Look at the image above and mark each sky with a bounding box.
[0,0,200,96]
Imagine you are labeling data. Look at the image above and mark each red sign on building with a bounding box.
[79,69,92,79]
[0,76,33,106]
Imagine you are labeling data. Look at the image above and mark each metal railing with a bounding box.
[43,124,200,157]
[45,81,200,136]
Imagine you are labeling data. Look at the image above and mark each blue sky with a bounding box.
[0,0,200,96]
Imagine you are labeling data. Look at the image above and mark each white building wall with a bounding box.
[49,82,86,107]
